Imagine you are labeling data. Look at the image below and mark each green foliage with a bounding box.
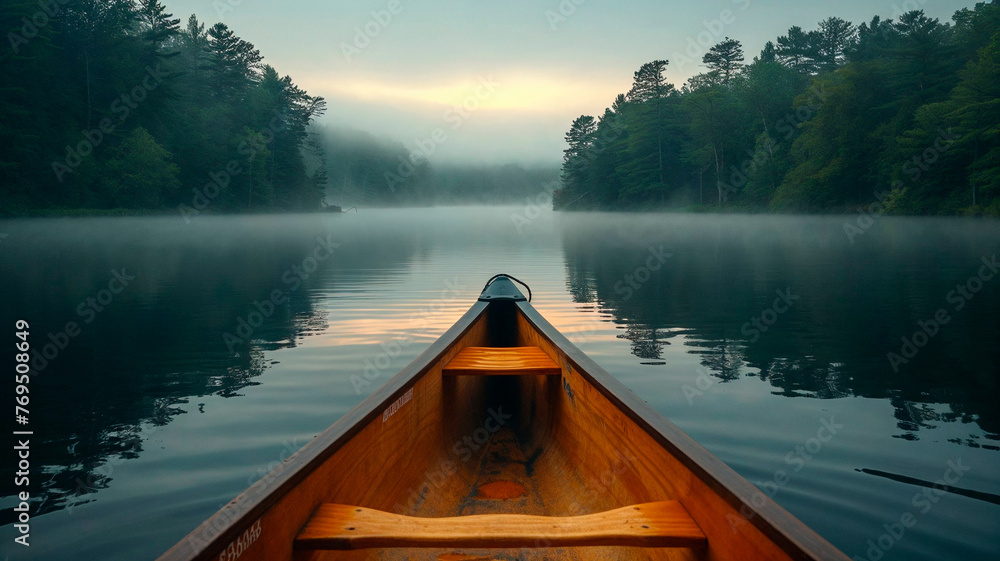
[776,26,818,73]
[757,41,778,63]
[894,32,1000,213]
[557,3,1000,215]
[627,60,672,102]
[773,63,891,210]
[813,17,857,71]
[0,1,326,216]
[100,127,180,208]
[703,37,745,83]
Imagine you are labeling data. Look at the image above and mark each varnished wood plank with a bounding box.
[294,501,706,550]
[514,301,852,561]
[156,303,492,561]
[157,276,852,561]
[442,347,561,376]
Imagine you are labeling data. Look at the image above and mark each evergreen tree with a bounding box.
[137,0,181,47]
[558,115,597,206]
[205,23,262,98]
[555,4,1000,215]
[848,16,898,62]
[895,34,1000,213]
[812,17,856,71]
[776,26,817,73]
[182,14,207,50]
[703,38,745,84]
[625,60,674,189]
[101,127,180,208]
[627,60,672,102]
[757,41,778,63]
[889,11,955,99]
[0,5,328,215]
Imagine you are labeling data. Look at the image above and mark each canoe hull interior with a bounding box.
[158,298,849,561]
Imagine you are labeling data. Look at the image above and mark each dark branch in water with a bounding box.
[856,468,1000,506]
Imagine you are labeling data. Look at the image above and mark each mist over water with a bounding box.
[0,207,998,560]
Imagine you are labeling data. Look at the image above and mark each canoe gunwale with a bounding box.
[156,300,490,561]
[159,284,850,561]
[515,301,851,561]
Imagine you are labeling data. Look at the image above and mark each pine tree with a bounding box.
[626,61,674,187]
[627,60,671,102]
[890,11,955,99]
[182,14,207,49]
[137,0,180,47]
[559,115,597,205]
[812,17,856,71]
[776,26,817,72]
[848,16,898,62]
[205,23,263,97]
[757,41,778,63]
[703,38,745,84]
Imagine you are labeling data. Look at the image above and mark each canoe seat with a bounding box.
[442,346,561,376]
[294,501,707,550]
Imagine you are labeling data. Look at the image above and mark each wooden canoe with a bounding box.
[158,275,850,561]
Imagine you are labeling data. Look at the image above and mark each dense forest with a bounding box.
[1,0,327,215]
[6,2,998,216]
[0,0,555,216]
[556,2,1000,215]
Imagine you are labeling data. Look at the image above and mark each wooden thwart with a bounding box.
[294,501,707,550]
[442,346,561,376]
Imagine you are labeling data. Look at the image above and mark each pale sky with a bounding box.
[166,0,972,165]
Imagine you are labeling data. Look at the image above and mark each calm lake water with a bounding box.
[1,207,998,560]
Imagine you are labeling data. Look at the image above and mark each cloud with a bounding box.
[299,69,621,164]
[303,71,617,114]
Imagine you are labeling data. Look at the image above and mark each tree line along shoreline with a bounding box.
[4,2,999,217]
[2,0,327,217]
[0,0,559,216]
[555,2,1000,216]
